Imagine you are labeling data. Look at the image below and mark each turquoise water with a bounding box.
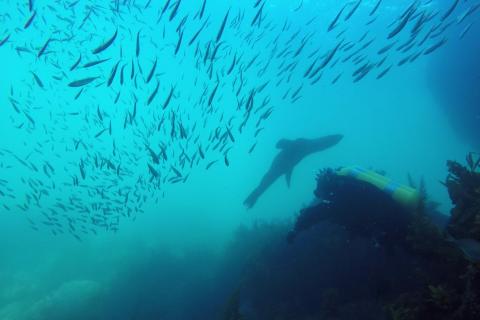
[0,0,477,319]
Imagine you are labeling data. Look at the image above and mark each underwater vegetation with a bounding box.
[446,152,480,243]
[223,288,244,320]
[219,155,480,320]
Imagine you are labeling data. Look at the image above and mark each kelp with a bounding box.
[224,157,480,320]
[223,288,243,320]
[388,154,480,320]
[446,153,480,241]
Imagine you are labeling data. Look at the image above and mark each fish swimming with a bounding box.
[68,77,98,87]
[24,11,36,29]
[37,37,51,57]
[92,28,118,54]
[0,34,10,47]
[216,9,230,42]
[244,134,343,208]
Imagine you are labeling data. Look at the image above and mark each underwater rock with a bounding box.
[428,21,480,147]
[288,168,413,247]
[25,280,104,320]
[223,161,480,320]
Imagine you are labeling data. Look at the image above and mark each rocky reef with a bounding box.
[223,154,480,320]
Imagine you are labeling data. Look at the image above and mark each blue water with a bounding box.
[0,0,478,319]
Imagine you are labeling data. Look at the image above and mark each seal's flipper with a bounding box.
[276,139,294,149]
[244,191,258,209]
[285,168,293,188]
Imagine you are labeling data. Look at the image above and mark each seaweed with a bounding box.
[465,152,480,172]
[223,159,480,320]
[405,176,443,254]
[445,154,480,241]
[387,303,417,320]
[426,284,458,311]
[319,288,341,318]
[452,265,480,320]
[223,288,244,320]
[388,154,480,320]
[405,184,460,263]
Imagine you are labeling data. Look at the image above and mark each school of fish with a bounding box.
[0,0,477,241]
